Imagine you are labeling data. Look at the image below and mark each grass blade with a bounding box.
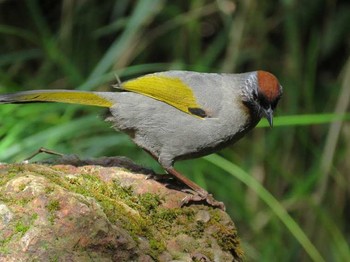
[258,113,350,127]
[88,0,163,82]
[205,154,325,262]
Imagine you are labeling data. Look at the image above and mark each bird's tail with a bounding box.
[0,90,114,108]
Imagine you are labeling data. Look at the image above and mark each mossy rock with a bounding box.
[0,157,242,261]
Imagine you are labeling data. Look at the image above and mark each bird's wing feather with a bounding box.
[119,71,223,118]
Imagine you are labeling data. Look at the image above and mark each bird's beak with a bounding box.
[263,107,273,127]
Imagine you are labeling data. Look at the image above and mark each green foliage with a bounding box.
[0,1,349,261]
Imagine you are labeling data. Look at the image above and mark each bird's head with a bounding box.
[242,71,283,127]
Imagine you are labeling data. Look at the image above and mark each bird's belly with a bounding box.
[173,124,253,161]
[108,92,257,165]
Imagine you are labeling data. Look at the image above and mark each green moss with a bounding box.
[212,223,242,258]
[50,255,59,262]
[2,166,146,236]
[0,192,32,206]
[112,180,134,199]
[0,245,10,254]
[15,198,32,206]
[31,213,39,221]
[149,238,166,257]
[15,221,30,235]
[45,186,55,194]
[206,209,242,258]
[18,183,26,191]
[0,232,14,254]
[208,209,222,223]
[0,172,18,186]
[137,192,161,214]
[47,199,60,212]
[39,172,148,239]
[153,208,179,222]
[152,208,194,225]
[189,220,205,239]
[47,199,60,224]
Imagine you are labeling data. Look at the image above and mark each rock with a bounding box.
[0,157,242,261]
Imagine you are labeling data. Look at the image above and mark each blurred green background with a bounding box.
[0,0,349,261]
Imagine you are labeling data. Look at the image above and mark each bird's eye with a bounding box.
[253,92,258,100]
[258,95,270,109]
[271,100,278,110]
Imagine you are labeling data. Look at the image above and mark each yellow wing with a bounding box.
[120,74,207,118]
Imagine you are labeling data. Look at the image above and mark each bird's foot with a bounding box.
[164,168,226,210]
[181,190,226,211]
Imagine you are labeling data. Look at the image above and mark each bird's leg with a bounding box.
[165,168,225,210]
[141,149,225,210]
[165,168,207,196]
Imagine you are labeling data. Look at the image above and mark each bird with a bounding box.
[0,70,282,209]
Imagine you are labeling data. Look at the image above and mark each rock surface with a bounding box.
[0,157,242,261]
